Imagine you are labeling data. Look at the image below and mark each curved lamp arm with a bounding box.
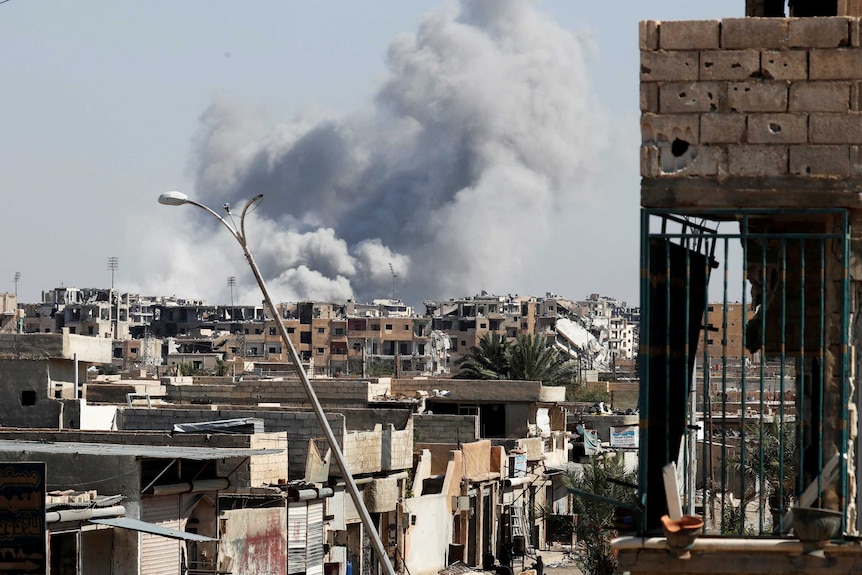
[158,191,397,575]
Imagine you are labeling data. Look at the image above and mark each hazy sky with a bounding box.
[1,0,735,308]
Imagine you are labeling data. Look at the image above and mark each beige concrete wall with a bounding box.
[392,378,544,401]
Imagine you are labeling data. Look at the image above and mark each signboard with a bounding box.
[610,425,640,448]
[0,462,46,575]
[509,453,527,477]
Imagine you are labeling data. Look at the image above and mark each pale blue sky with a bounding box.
[1,0,734,306]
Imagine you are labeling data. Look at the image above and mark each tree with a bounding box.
[725,418,797,534]
[508,333,577,385]
[565,454,638,575]
[454,332,510,379]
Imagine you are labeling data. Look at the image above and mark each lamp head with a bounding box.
[158,191,189,206]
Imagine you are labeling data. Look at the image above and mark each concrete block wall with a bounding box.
[383,419,414,471]
[364,477,399,513]
[166,378,380,407]
[119,405,413,478]
[413,414,480,444]
[641,17,862,186]
[247,433,289,486]
[120,406,345,479]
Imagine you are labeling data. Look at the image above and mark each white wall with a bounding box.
[80,400,118,430]
[403,493,451,575]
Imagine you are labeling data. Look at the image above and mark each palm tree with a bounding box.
[508,333,577,385]
[454,332,510,379]
[565,454,638,575]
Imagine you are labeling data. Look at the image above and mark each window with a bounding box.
[255,329,262,334]
[269,347,278,354]
[317,327,325,334]
[300,332,311,344]
[317,347,325,355]
[385,324,393,330]
[371,324,380,331]
[69,327,76,334]
[20,390,36,406]
[287,327,296,334]
[403,325,410,330]
[334,327,345,335]
[480,323,487,329]
[131,348,138,354]
[88,326,94,335]
[270,327,277,336]
[461,340,466,347]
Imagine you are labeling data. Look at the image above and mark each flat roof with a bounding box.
[0,440,282,460]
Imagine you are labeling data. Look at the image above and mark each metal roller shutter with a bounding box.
[141,495,182,575]
[288,502,308,574]
[307,500,324,575]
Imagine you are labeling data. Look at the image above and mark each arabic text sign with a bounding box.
[0,463,46,574]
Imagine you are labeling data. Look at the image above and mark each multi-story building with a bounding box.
[0,292,18,333]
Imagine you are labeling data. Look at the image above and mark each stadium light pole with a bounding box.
[157,191,396,575]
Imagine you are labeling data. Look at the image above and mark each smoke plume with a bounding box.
[178,0,605,305]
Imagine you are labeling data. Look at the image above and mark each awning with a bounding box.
[89,517,217,542]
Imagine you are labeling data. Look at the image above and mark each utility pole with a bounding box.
[107,257,118,339]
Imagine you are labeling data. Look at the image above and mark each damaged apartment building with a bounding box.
[617,1,862,574]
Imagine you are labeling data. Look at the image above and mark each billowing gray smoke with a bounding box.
[189,0,602,305]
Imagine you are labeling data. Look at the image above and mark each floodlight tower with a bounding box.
[388,263,398,301]
[107,257,119,339]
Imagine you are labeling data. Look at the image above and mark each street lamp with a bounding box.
[158,191,397,575]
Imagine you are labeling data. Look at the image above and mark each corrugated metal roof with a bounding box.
[90,516,217,541]
[0,440,282,460]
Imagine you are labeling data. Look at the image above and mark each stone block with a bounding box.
[810,112,862,143]
[640,20,660,51]
[641,82,659,112]
[790,145,850,176]
[727,145,788,176]
[761,50,809,81]
[728,81,788,112]
[839,0,862,16]
[722,18,787,50]
[659,144,725,176]
[790,82,851,112]
[747,113,808,144]
[641,145,660,177]
[787,17,850,48]
[850,145,862,175]
[641,50,699,82]
[852,18,862,47]
[810,49,862,80]
[701,112,748,143]
[641,113,699,144]
[700,50,760,81]
[660,82,723,113]
[852,82,862,111]
[659,20,720,50]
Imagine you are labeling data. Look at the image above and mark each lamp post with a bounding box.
[157,191,396,575]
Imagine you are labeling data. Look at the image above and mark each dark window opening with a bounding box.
[21,390,37,406]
